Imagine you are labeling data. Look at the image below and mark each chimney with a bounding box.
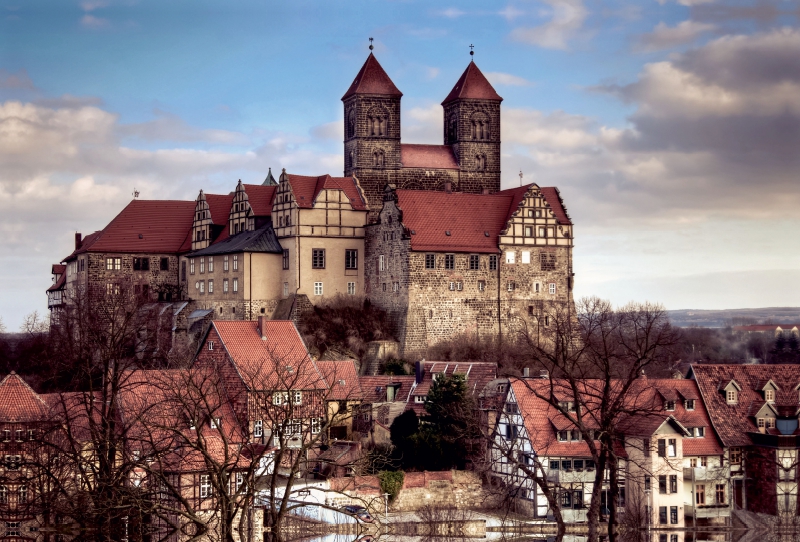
[444,182,452,194]
[75,232,82,250]
[257,316,267,340]
[415,360,424,384]
[482,188,490,195]
[522,367,530,378]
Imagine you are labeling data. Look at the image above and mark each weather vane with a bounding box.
[469,44,474,57]
[369,37,374,51]
[132,188,140,199]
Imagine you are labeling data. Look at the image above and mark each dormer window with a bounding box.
[665,401,675,411]
[685,399,695,411]
[765,389,775,402]
[726,390,737,404]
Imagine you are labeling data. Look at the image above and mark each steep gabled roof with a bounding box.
[206,193,236,226]
[285,173,367,211]
[400,144,459,170]
[538,187,572,226]
[243,184,277,216]
[442,61,502,105]
[316,360,363,401]
[190,223,283,257]
[407,361,497,415]
[342,53,403,100]
[0,373,49,422]
[47,272,66,292]
[67,200,196,256]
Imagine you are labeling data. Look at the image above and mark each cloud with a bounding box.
[657,0,715,5]
[0,69,36,90]
[509,0,587,50]
[80,0,108,11]
[310,120,342,141]
[689,1,792,24]
[485,71,534,87]
[119,109,251,145]
[436,8,465,18]
[498,5,525,20]
[80,14,110,28]
[425,67,440,80]
[636,20,715,52]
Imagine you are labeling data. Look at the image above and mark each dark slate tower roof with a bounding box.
[442,61,503,105]
[342,53,403,100]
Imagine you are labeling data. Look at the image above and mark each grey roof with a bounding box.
[263,168,277,186]
[188,309,214,320]
[190,223,283,257]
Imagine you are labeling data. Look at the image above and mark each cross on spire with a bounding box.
[469,44,474,57]
[369,37,374,51]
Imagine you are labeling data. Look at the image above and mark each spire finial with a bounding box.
[132,187,140,199]
[469,44,474,57]
[519,170,523,186]
[369,37,374,51]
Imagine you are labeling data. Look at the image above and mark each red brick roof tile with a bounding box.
[400,144,459,170]
[51,264,66,275]
[359,375,416,403]
[0,373,49,422]
[407,361,497,415]
[539,187,572,226]
[285,173,367,211]
[243,184,277,216]
[316,360,363,401]
[47,271,66,292]
[342,53,403,100]
[442,62,502,105]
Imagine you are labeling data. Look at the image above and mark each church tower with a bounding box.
[342,53,403,218]
[442,61,502,193]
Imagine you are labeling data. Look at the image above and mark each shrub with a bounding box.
[378,470,404,502]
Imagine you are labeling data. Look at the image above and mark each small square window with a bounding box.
[347,282,356,295]
[525,226,533,237]
[314,282,323,296]
[549,283,556,295]
[425,254,436,269]
[161,257,170,271]
[469,255,479,270]
[521,251,530,264]
[505,251,515,264]
[445,254,455,270]
[507,281,515,292]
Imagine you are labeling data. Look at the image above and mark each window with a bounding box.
[534,282,541,293]
[549,283,557,295]
[345,249,358,270]
[700,456,707,466]
[314,282,323,296]
[645,477,651,491]
[665,401,675,411]
[670,506,678,524]
[394,282,400,292]
[478,280,485,292]
[455,281,462,291]
[561,491,572,508]
[211,417,221,429]
[273,392,289,406]
[233,255,238,271]
[208,280,213,293]
[190,259,195,274]
[505,251,515,264]
[658,475,667,494]
[224,255,229,271]
[311,418,321,434]
[223,279,229,293]
[541,252,556,271]
[133,257,150,271]
[347,282,356,295]
[379,255,385,271]
[0,487,5,504]
[6,522,20,537]
[445,254,455,270]
[573,459,584,470]
[208,341,214,351]
[507,282,516,292]
[161,257,169,271]
[469,254,479,270]
[686,399,695,410]
[232,278,238,292]
[254,420,263,438]
[106,257,121,271]
[765,389,775,402]
[730,447,741,465]
[525,226,533,237]
[199,281,205,294]
[726,390,737,403]
[696,427,705,437]
[425,254,436,269]
[449,282,455,291]
[767,417,776,428]
[288,419,302,436]
[284,282,289,297]
[292,391,302,405]
[200,475,212,498]
[659,506,667,524]
[669,475,678,493]
[557,431,568,442]
[312,249,325,269]
[489,255,497,270]
[207,256,213,272]
[696,484,705,504]
[561,460,572,470]
[550,460,560,470]
[521,251,530,264]
[200,258,205,273]
[715,484,725,504]
[538,226,546,237]
[668,438,676,457]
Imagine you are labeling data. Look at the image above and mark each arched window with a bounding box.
[348,150,355,168]
[372,149,385,167]
[347,109,356,139]
[367,107,388,137]
[471,113,490,140]
[448,115,458,142]
[476,154,486,171]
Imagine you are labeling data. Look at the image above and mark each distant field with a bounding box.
[667,307,800,328]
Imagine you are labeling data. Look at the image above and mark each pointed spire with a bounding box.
[442,62,503,105]
[263,167,277,186]
[342,53,403,100]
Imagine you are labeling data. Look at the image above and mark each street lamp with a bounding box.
[383,492,390,521]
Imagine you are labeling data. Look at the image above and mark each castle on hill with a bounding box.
[47,52,574,357]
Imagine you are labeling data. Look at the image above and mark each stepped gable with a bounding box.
[442,61,502,105]
[394,189,515,253]
[243,184,277,216]
[66,199,196,256]
[539,187,572,225]
[210,320,327,390]
[400,144,459,170]
[285,173,367,211]
[0,373,49,422]
[342,53,403,99]
[691,364,800,448]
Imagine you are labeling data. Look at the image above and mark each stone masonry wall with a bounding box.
[85,252,181,307]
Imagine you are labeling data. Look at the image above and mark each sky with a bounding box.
[1,0,799,330]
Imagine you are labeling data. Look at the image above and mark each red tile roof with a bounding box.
[342,53,403,100]
[47,271,66,292]
[0,373,49,422]
[395,190,514,253]
[206,193,235,226]
[359,375,416,403]
[407,361,497,414]
[538,187,572,226]
[51,264,66,275]
[691,364,800,447]
[400,144,459,170]
[285,173,367,211]
[316,360,363,401]
[442,61,502,105]
[210,320,327,391]
[243,184,277,216]
[68,199,196,256]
